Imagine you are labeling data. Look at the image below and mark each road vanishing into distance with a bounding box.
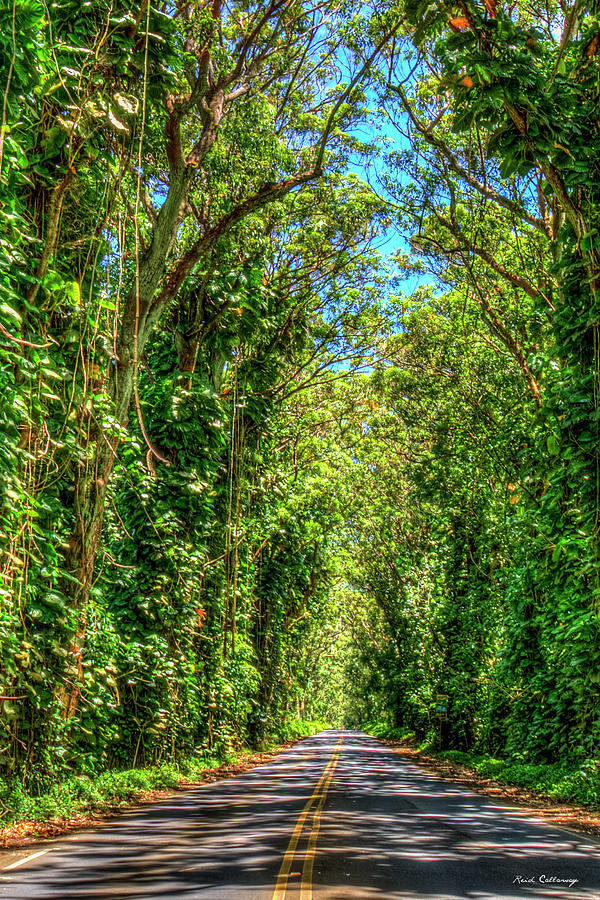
[2,730,600,899]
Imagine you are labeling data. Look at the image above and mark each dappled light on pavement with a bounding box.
[1,731,599,899]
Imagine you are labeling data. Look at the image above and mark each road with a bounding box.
[1,730,599,899]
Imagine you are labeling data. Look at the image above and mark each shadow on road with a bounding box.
[2,731,599,899]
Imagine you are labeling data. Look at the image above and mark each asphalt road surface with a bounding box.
[1,730,600,899]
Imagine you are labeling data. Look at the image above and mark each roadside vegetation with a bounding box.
[0,718,329,828]
[437,753,600,808]
[2,0,600,820]
[365,725,600,808]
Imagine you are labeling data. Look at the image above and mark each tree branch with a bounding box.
[434,211,551,303]
[144,168,322,343]
[389,81,552,238]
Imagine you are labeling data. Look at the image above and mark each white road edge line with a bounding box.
[2,850,50,871]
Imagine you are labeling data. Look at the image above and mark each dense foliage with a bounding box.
[0,0,392,784]
[2,0,600,807]
[337,0,600,765]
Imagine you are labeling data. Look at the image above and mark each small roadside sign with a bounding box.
[435,694,448,716]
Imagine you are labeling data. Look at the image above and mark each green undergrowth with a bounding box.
[274,718,331,742]
[0,752,233,828]
[363,722,416,743]
[364,724,600,808]
[436,750,600,808]
[0,720,328,828]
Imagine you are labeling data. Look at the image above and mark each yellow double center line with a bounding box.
[272,736,343,900]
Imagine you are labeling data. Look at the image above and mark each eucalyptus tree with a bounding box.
[0,0,403,773]
[372,0,600,758]
[59,0,398,620]
[55,161,393,765]
[0,0,398,605]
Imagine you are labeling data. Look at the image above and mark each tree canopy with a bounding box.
[1,0,600,789]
